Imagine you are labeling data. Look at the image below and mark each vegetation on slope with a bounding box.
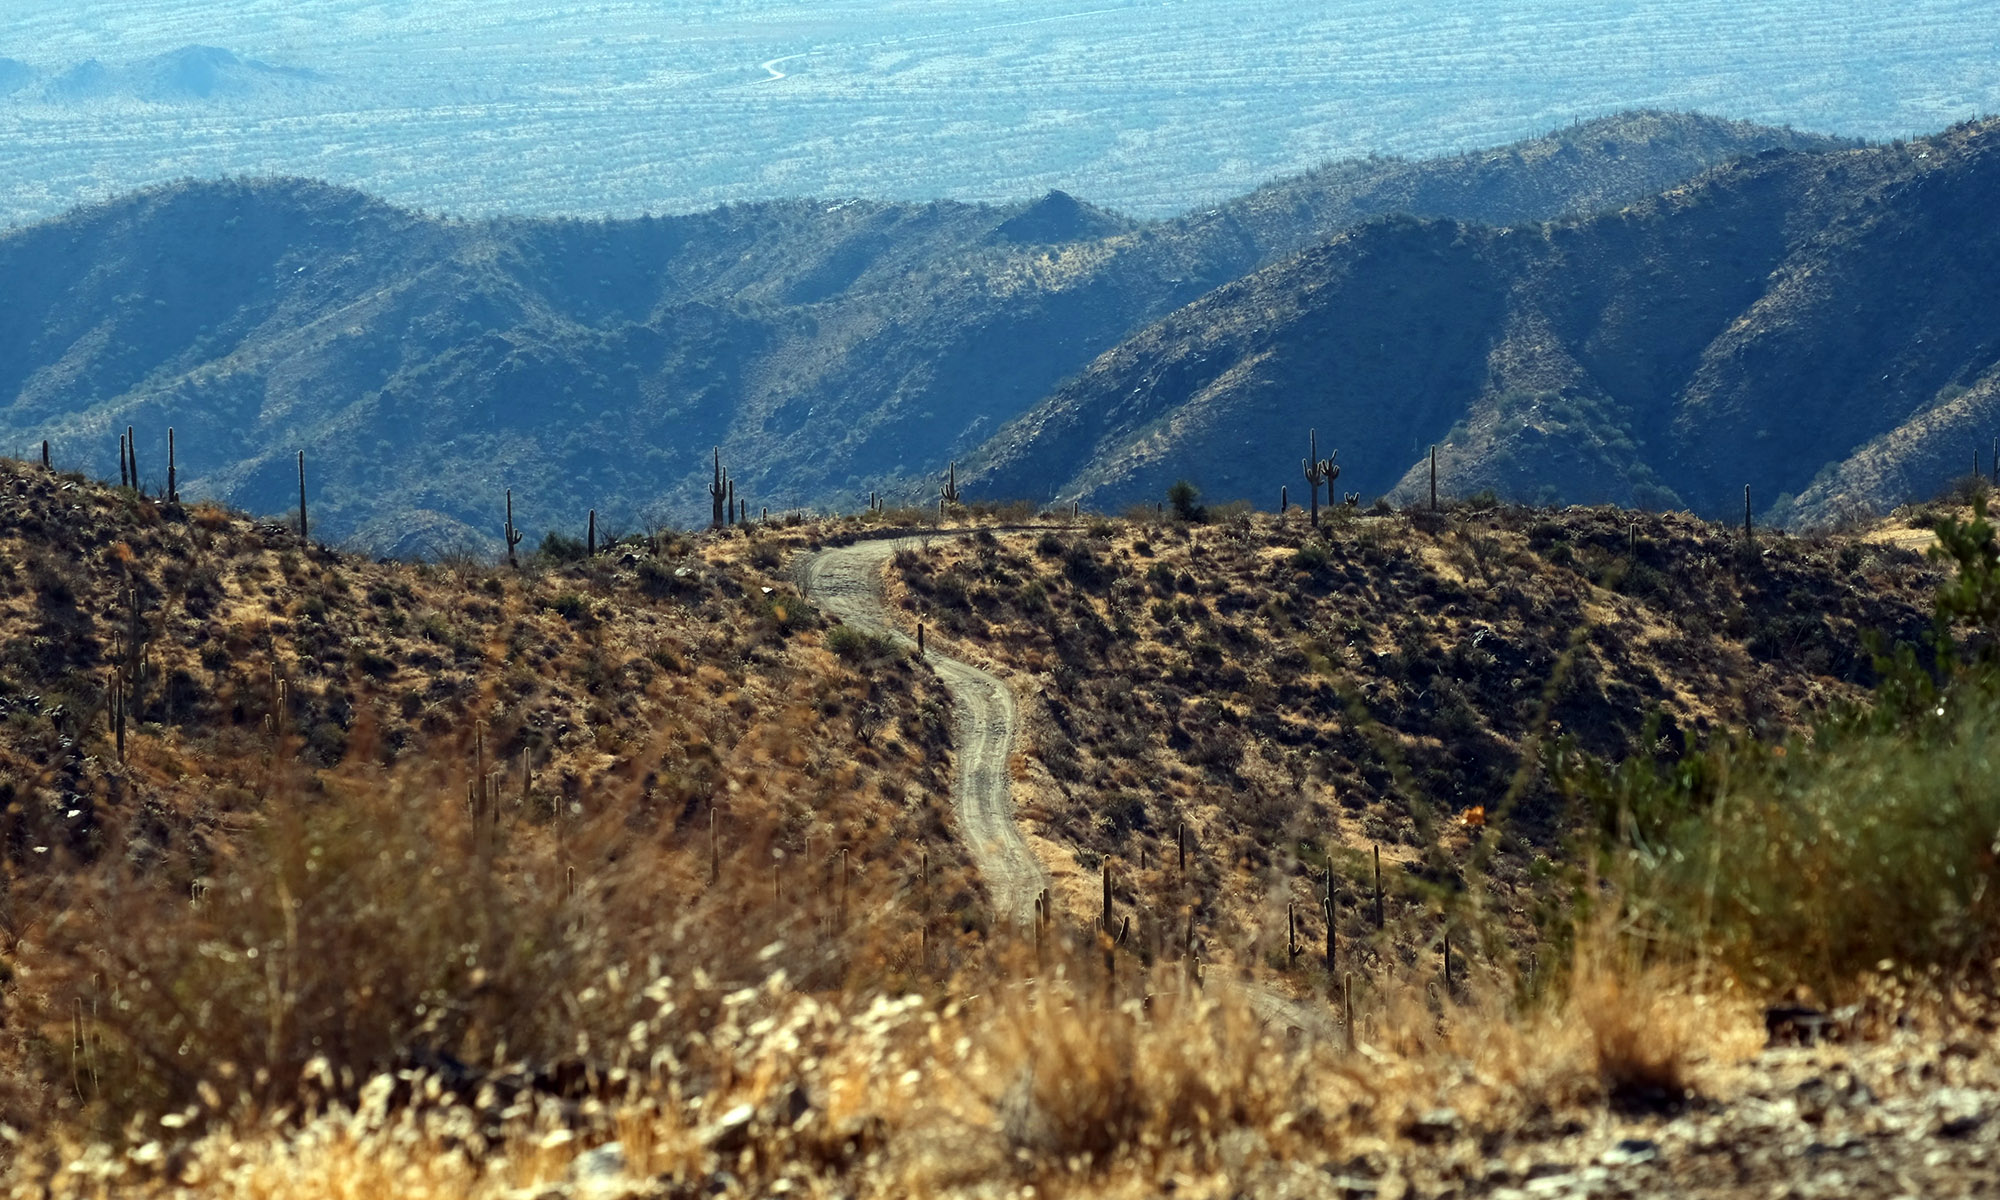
[0,456,978,1133]
[884,499,1942,991]
[5,454,2000,1197]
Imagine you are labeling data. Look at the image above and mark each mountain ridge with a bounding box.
[967,118,2000,528]
[0,112,1855,552]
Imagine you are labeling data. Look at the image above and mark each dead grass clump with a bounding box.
[1565,949,1726,1110]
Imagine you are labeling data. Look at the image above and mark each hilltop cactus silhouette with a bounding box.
[1302,429,1339,528]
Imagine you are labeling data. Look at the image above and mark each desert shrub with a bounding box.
[1061,544,1111,590]
[1167,480,1207,524]
[1569,500,2000,997]
[754,592,817,638]
[350,646,397,680]
[924,569,966,608]
[1290,542,1332,574]
[638,557,700,599]
[536,531,589,564]
[1573,679,2000,997]
[826,624,899,665]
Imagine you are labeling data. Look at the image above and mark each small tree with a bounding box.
[1168,479,1207,524]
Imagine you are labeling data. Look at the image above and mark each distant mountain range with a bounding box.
[1,45,323,105]
[9,109,1968,553]
[971,118,2000,531]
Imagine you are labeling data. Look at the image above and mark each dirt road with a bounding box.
[801,533,1337,1037]
[801,535,1049,927]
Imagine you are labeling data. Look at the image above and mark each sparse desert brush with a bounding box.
[1567,500,2000,1000]
[1582,672,2000,999]
[8,732,946,1136]
[9,917,1774,1200]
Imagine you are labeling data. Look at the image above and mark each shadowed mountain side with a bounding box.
[0,113,1849,551]
[967,120,2000,527]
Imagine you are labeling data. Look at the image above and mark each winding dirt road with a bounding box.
[801,536,1049,927]
[801,533,1337,1037]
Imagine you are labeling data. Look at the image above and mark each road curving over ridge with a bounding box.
[801,534,1050,928]
[800,531,1337,1039]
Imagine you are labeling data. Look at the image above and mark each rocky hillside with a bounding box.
[0,454,970,930]
[880,502,1944,979]
[969,118,2000,529]
[0,113,1840,554]
[5,451,1999,1197]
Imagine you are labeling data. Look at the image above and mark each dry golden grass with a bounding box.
[5,908,1772,1199]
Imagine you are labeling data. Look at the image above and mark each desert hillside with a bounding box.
[6,454,1999,1196]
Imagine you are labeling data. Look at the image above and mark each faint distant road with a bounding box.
[753,4,1148,83]
[757,52,810,82]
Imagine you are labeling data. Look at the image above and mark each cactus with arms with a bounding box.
[1302,429,1339,528]
[710,448,729,529]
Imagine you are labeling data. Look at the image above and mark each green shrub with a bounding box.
[1570,684,2000,998]
[536,531,589,564]
[826,624,899,665]
[1168,480,1207,524]
[1567,499,2000,998]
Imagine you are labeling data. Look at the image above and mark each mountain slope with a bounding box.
[967,119,2000,527]
[0,112,1842,553]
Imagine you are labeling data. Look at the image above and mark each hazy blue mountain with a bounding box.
[41,46,323,104]
[0,113,1853,553]
[966,120,2000,531]
[0,59,34,95]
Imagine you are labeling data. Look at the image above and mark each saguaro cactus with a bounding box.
[1324,890,1336,971]
[167,428,178,503]
[1373,844,1384,929]
[504,489,523,568]
[710,448,729,529]
[587,509,597,557]
[940,462,960,506]
[1302,429,1339,528]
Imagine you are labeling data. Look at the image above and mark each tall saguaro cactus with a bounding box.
[940,462,960,506]
[1301,429,1339,528]
[710,448,729,529]
[504,489,523,567]
[166,428,179,504]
